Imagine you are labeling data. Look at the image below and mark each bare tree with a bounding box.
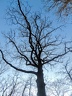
[46,79,70,96]
[63,60,72,83]
[0,74,19,96]
[43,0,72,16]
[0,73,35,96]
[0,59,7,75]
[0,0,69,96]
[64,47,72,83]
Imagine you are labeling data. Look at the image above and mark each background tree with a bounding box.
[0,0,69,96]
[46,79,71,96]
[62,59,72,83]
[43,0,72,16]
[0,73,35,96]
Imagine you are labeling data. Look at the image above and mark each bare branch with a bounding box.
[0,50,37,75]
[65,62,72,81]
[42,49,69,65]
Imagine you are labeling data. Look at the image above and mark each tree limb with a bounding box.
[0,50,37,75]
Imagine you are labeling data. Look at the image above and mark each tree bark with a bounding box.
[36,66,46,96]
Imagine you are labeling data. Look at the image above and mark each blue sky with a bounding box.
[0,0,43,41]
[0,0,72,81]
[0,0,72,41]
[0,1,72,96]
[0,0,72,74]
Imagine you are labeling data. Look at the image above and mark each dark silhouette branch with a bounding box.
[0,50,37,75]
[43,51,69,65]
[3,34,38,68]
[0,1,70,95]
[43,0,72,16]
[65,62,72,81]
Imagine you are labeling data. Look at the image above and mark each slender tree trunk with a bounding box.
[36,66,46,96]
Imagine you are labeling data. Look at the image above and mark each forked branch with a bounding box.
[0,50,37,75]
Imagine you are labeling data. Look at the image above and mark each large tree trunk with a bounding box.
[36,66,46,96]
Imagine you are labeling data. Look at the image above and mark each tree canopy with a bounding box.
[43,0,72,16]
